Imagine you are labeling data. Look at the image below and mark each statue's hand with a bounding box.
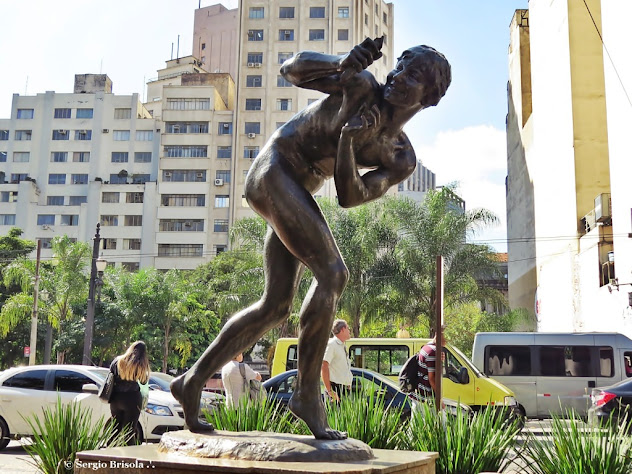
[339,37,384,83]
[341,104,381,138]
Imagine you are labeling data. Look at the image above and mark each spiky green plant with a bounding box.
[325,388,406,449]
[520,410,632,474]
[403,403,520,474]
[23,397,128,474]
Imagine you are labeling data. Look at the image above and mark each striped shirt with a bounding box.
[417,343,436,396]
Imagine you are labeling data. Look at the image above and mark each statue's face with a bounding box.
[384,49,427,107]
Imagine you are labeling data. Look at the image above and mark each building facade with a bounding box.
[506,1,632,335]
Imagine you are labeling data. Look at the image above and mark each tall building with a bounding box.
[506,1,632,334]
[397,162,436,203]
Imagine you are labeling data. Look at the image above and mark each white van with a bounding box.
[472,332,632,418]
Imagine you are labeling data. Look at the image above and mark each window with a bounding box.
[276,98,292,111]
[247,29,264,41]
[309,29,325,41]
[338,6,349,18]
[538,346,595,377]
[0,214,16,225]
[244,146,259,159]
[308,98,318,106]
[123,239,141,250]
[278,52,293,64]
[0,130,9,140]
[161,194,205,207]
[216,170,231,183]
[279,6,295,18]
[279,29,294,41]
[131,174,150,184]
[159,219,204,232]
[122,262,140,271]
[383,33,388,45]
[51,152,68,162]
[217,146,232,159]
[218,122,232,135]
[111,152,129,163]
[365,13,368,25]
[109,174,127,184]
[102,238,117,250]
[277,75,292,87]
[246,75,262,87]
[214,245,227,255]
[245,98,262,110]
[245,122,260,135]
[164,146,207,158]
[52,129,69,140]
[10,174,28,183]
[37,214,55,226]
[47,196,64,206]
[13,152,30,162]
[54,108,71,119]
[102,192,120,203]
[134,152,152,163]
[485,346,532,376]
[3,370,47,390]
[383,12,388,24]
[247,52,263,64]
[375,25,378,36]
[14,130,31,140]
[124,215,142,226]
[310,7,325,18]
[113,130,130,141]
[249,6,264,18]
[0,152,6,162]
[74,129,92,140]
[165,122,208,134]
[114,108,131,119]
[276,122,286,129]
[73,151,90,162]
[242,194,249,207]
[162,170,206,182]
[166,98,210,110]
[135,130,153,141]
[126,192,144,203]
[40,238,53,249]
[69,196,87,206]
[599,347,614,377]
[214,219,229,232]
[71,174,88,184]
[48,174,66,185]
[60,215,79,226]
[338,29,349,41]
[215,195,229,207]
[201,43,206,50]
[100,215,118,226]
[158,244,203,257]
[375,4,378,15]
[17,109,34,119]
[348,344,410,376]
[0,191,18,202]
[52,370,93,393]
[76,108,93,118]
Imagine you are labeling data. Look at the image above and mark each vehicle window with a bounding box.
[598,347,614,377]
[624,352,632,377]
[539,345,595,377]
[351,374,380,394]
[443,349,464,379]
[54,370,95,392]
[278,374,297,394]
[349,345,409,376]
[539,346,566,376]
[3,370,47,390]
[485,346,531,376]
[286,345,298,371]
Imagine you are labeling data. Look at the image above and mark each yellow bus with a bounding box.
[271,337,518,413]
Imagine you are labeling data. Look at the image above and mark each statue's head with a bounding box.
[385,45,451,108]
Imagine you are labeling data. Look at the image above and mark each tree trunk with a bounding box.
[44,323,53,364]
[163,321,170,373]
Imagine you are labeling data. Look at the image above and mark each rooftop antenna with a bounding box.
[100,58,103,74]
[25,76,29,95]
[176,35,180,60]
[171,43,174,60]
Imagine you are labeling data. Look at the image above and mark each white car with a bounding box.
[0,364,186,448]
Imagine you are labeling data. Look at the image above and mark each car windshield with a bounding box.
[149,373,173,391]
[449,345,484,378]
[359,369,402,391]
[88,368,109,382]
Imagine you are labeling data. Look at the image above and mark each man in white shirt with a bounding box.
[321,319,353,402]
[221,353,261,408]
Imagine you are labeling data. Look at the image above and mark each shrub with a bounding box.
[23,397,128,474]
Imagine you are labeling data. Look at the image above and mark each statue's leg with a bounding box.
[171,228,303,432]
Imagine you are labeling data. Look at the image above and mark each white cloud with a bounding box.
[414,125,508,251]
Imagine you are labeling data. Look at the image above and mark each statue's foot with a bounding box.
[289,392,347,440]
[170,374,215,433]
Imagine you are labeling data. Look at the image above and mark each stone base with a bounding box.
[75,430,437,474]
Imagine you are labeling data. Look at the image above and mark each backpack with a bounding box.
[398,353,420,393]
[239,363,266,401]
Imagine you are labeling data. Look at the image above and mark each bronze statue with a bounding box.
[171,37,451,440]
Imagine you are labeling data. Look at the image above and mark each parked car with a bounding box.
[148,371,224,411]
[588,377,632,429]
[0,364,186,449]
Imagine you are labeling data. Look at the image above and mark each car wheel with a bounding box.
[0,417,10,450]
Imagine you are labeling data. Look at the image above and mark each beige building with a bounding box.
[506,1,632,335]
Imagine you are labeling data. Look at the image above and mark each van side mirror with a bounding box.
[458,367,470,385]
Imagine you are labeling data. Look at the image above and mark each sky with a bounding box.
[0,0,528,252]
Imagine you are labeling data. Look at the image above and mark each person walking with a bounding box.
[221,352,262,408]
[321,319,353,402]
[108,341,150,445]
[418,337,437,399]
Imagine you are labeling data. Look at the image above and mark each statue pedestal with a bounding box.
[75,430,437,473]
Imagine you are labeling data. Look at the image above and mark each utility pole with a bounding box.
[435,255,444,412]
[28,240,41,365]
[83,224,101,365]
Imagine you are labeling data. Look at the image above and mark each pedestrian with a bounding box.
[221,352,262,408]
[418,336,437,399]
[108,341,150,445]
[321,319,353,402]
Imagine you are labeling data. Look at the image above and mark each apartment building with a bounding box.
[398,162,436,203]
[506,1,632,334]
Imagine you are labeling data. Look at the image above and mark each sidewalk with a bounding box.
[0,440,38,473]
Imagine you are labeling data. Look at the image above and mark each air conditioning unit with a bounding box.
[164,171,172,177]
[58,129,67,135]
[594,193,612,222]
[247,62,255,67]
[247,133,256,139]
[214,178,224,186]
[196,172,204,178]
[79,130,87,135]
[253,63,262,68]
[102,129,109,133]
